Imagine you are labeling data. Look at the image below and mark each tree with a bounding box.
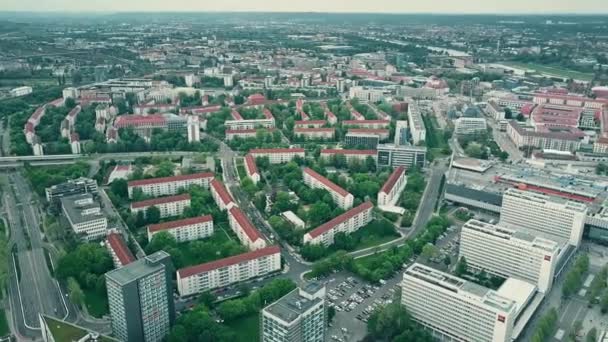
[67,277,84,307]
[586,328,597,342]
[516,113,525,121]
[504,107,513,119]
[146,232,177,254]
[146,206,161,224]
[155,160,175,177]
[455,257,468,276]
[421,243,439,260]
[328,306,336,325]
[110,179,128,199]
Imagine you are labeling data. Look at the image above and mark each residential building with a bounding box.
[394,120,409,146]
[344,132,380,149]
[106,232,136,269]
[530,104,583,128]
[249,148,305,164]
[147,215,213,243]
[107,165,133,185]
[401,263,517,342]
[45,177,98,204]
[228,207,266,250]
[70,133,81,154]
[210,179,236,211]
[500,188,587,246]
[347,128,389,141]
[320,149,377,163]
[10,86,32,97]
[127,172,213,198]
[506,121,583,152]
[106,251,175,342]
[303,202,373,246]
[187,115,200,143]
[133,103,177,115]
[460,219,559,292]
[261,283,327,342]
[62,87,79,99]
[408,102,426,144]
[294,128,335,140]
[377,144,426,169]
[454,117,487,136]
[224,118,275,131]
[244,154,261,184]
[282,211,305,230]
[225,128,276,141]
[60,194,108,241]
[130,194,191,219]
[343,120,390,129]
[177,246,281,296]
[532,93,608,109]
[303,168,354,210]
[294,120,327,128]
[349,86,386,102]
[377,166,407,207]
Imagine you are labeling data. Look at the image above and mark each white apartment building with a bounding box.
[454,117,487,136]
[187,115,200,143]
[10,86,32,97]
[62,87,79,99]
[506,121,582,153]
[343,120,391,129]
[244,154,261,184]
[303,168,354,210]
[320,149,378,163]
[249,148,306,164]
[130,194,191,219]
[294,120,327,128]
[210,179,237,211]
[394,120,409,146]
[61,194,108,241]
[261,283,327,342]
[177,245,281,296]
[303,202,373,246]
[401,264,517,342]
[106,232,135,268]
[407,102,427,144]
[294,128,335,140]
[147,215,214,243]
[225,128,276,141]
[349,86,386,102]
[377,166,407,207]
[347,128,389,141]
[460,219,559,292]
[500,188,587,246]
[228,207,267,250]
[127,172,214,198]
[224,118,275,131]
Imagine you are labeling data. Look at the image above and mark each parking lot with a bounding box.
[325,273,403,342]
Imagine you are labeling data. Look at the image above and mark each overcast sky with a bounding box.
[1,0,607,14]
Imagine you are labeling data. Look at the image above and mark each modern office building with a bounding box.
[303,168,354,210]
[394,120,409,145]
[377,166,407,207]
[228,207,267,250]
[244,154,261,184]
[147,215,214,243]
[401,263,517,342]
[45,177,98,205]
[454,117,487,136]
[187,115,200,143]
[500,188,587,246]
[106,251,175,342]
[460,219,559,292]
[127,172,214,198]
[261,282,327,342]
[130,194,191,219]
[303,202,373,246]
[106,232,136,269]
[177,246,281,296]
[344,132,380,149]
[210,179,237,211]
[407,102,426,144]
[249,148,306,164]
[60,194,108,241]
[377,144,426,169]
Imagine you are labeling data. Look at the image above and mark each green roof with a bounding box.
[43,316,118,342]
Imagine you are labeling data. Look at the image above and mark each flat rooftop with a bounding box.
[60,194,105,224]
[106,251,169,286]
[264,287,323,324]
[496,278,537,315]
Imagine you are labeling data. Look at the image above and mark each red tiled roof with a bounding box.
[303,167,349,197]
[68,106,81,118]
[226,128,276,134]
[70,133,80,142]
[135,103,176,109]
[321,149,376,156]
[107,233,136,266]
[263,109,274,119]
[380,166,406,194]
[177,245,280,278]
[31,106,46,120]
[211,179,234,206]
[148,215,212,233]
[294,128,335,133]
[231,110,244,120]
[248,94,266,100]
[131,194,191,209]
[244,154,259,176]
[307,202,373,238]
[348,128,389,134]
[229,207,263,242]
[343,120,390,125]
[128,172,214,187]
[115,114,166,126]
[295,120,327,125]
[250,148,305,154]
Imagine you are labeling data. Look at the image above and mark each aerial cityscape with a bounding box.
[1,2,608,342]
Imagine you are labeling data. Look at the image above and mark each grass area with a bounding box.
[44,316,116,341]
[422,114,451,160]
[236,159,247,181]
[0,310,8,337]
[502,61,594,81]
[225,312,260,342]
[351,224,400,251]
[83,289,109,318]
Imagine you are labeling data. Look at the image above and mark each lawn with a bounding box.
[44,316,115,341]
[83,289,109,318]
[0,310,9,337]
[226,312,260,342]
[351,223,400,251]
[502,62,594,81]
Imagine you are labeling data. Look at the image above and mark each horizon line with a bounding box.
[1,10,608,15]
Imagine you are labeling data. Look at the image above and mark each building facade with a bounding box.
[303,202,373,246]
[130,194,191,219]
[60,194,108,241]
[377,166,407,207]
[303,168,354,210]
[228,207,267,250]
[249,148,306,164]
[407,102,426,144]
[244,154,261,184]
[210,179,237,211]
[376,144,426,169]
[127,172,213,198]
[147,215,214,243]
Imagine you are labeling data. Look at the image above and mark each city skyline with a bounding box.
[1,0,608,14]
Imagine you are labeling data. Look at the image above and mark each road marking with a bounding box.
[11,253,39,330]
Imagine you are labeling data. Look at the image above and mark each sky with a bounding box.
[1,0,608,14]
